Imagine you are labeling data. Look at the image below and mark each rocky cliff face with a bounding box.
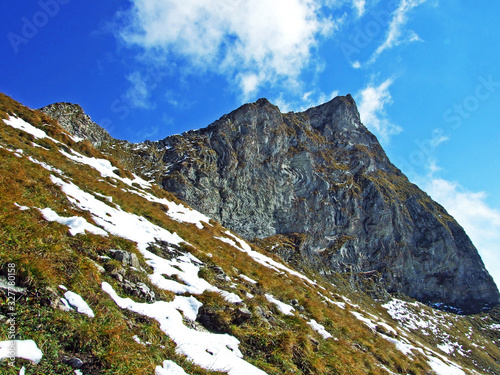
[41,96,500,313]
[40,102,113,146]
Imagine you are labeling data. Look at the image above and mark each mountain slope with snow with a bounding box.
[0,92,499,374]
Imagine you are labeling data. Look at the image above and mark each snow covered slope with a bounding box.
[0,93,499,374]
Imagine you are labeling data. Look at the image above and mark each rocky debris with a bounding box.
[110,268,125,282]
[103,259,155,302]
[290,299,305,312]
[196,305,230,333]
[120,280,156,302]
[62,357,84,369]
[39,102,113,146]
[108,249,140,268]
[308,335,320,349]
[111,270,155,302]
[233,307,252,325]
[209,265,228,282]
[197,303,254,332]
[254,305,277,326]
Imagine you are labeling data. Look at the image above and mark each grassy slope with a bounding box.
[0,93,497,374]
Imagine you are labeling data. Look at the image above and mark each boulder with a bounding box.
[108,250,140,268]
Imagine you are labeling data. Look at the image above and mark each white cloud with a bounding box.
[124,71,158,109]
[421,177,500,288]
[238,72,265,99]
[353,0,366,17]
[117,0,337,99]
[273,89,339,113]
[369,0,426,63]
[356,79,402,143]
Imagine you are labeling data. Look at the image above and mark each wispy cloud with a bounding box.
[356,78,402,143]
[420,177,500,287]
[369,0,426,63]
[273,89,339,113]
[124,71,156,109]
[353,0,366,17]
[116,0,339,100]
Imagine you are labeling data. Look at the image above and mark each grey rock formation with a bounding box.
[41,96,500,313]
[233,307,252,325]
[141,96,499,313]
[62,357,84,369]
[108,249,140,268]
[39,102,113,146]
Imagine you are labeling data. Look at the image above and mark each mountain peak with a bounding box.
[2,91,500,374]
[39,102,113,146]
[134,95,498,314]
[37,94,500,313]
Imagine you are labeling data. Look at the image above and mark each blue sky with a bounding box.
[2,0,500,288]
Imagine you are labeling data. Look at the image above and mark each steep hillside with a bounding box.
[52,96,499,314]
[0,94,499,374]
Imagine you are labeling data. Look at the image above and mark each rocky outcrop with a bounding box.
[39,102,113,146]
[138,96,498,313]
[41,96,500,313]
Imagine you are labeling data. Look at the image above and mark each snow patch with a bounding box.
[50,175,183,246]
[218,232,316,285]
[93,192,113,203]
[240,274,258,284]
[103,282,266,375]
[145,247,242,303]
[383,336,421,356]
[14,203,30,211]
[68,133,84,143]
[31,142,50,150]
[132,335,151,346]
[0,340,43,364]
[155,360,189,375]
[129,189,211,229]
[63,291,95,318]
[351,311,378,331]
[307,319,333,339]
[38,207,108,237]
[490,324,500,331]
[3,116,49,140]
[59,297,73,312]
[265,294,295,316]
[25,154,65,174]
[427,355,466,375]
[49,175,240,303]
[59,148,151,188]
[322,295,345,309]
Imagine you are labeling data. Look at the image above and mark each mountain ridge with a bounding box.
[40,95,499,314]
[1,91,499,374]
